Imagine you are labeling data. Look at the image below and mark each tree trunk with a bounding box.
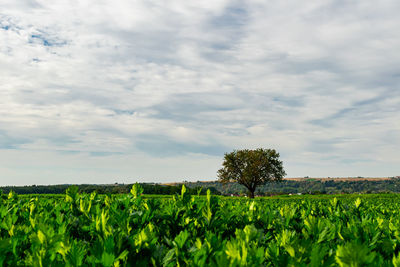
[248,189,255,198]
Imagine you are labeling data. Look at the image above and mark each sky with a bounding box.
[1,1,400,186]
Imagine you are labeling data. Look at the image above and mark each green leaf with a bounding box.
[174,230,190,249]
[162,249,175,266]
[66,186,79,202]
[8,191,16,200]
[37,230,46,244]
[393,252,400,267]
[336,242,375,267]
[354,198,362,209]
[100,252,115,267]
[130,183,143,198]
[317,227,329,243]
[66,241,86,266]
[181,184,187,198]
[310,244,329,267]
[285,246,295,257]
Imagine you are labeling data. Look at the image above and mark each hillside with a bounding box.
[2,177,400,195]
[181,177,400,195]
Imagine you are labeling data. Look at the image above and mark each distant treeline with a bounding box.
[0,183,221,195]
[2,178,400,195]
[185,178,400,195]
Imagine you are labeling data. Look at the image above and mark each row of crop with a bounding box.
[1,186,400,266]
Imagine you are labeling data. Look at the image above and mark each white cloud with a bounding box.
[1,0,400,185]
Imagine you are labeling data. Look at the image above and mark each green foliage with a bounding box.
[6,178,400,196]
[218,148,285,198]
[131,183,144,198]
[336,242,376,266]
[2,185,400,265]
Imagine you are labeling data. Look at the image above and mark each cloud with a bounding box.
[1,0,400,185]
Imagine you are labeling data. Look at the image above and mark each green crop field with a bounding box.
[2,185,400,266]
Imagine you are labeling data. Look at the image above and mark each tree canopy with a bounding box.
[217,148,286,198]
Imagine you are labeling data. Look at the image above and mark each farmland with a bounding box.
[2,185,400,266]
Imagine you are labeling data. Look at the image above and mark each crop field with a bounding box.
[2,186,400,266]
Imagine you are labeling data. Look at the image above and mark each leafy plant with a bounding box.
[1,185,400,266]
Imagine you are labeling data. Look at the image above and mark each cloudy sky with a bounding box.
[1,1,400,185]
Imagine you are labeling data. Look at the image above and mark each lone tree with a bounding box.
[218,148,285,198]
